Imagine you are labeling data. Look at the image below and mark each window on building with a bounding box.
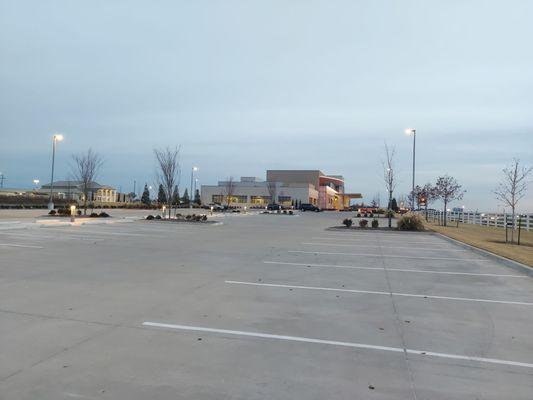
[278,195,292,205]
[250,196,271,204]
[230,195,248,203]
[212,195,224,204]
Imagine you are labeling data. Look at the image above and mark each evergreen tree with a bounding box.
[141,184,151,205]
[194,189,201,205]
[157,184,167,204]
[182,188,190,205]
[172,185,180,206]
[390,198,399,212]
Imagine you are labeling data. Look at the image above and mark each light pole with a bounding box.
[48,133,64,210]
[190,166,198,208]
[405,128,416,210]
[33,179,40,190]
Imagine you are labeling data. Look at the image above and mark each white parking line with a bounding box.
[310,237,444,245]
[0,243,43,249]
[263,261,526,278]
[39,228,160,237]
[289,250,483,262]
[0,232,105,241]
[302,242,468,252]
[225,280,533,306]
[142,322,533,369]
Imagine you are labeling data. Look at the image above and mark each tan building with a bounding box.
[201,170,361,210]
[40,181,117,203]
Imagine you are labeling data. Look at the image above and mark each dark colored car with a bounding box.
[300,203,320,212]
[267,203,282,211]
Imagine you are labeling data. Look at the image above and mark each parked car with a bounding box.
[300,203,320,212]
[202,203,224,211]
[267,203,282,211]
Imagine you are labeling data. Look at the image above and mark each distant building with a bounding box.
[40,181,117,203]
[201,170,362,210]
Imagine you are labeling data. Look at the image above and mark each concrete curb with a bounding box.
[434,232,533,278]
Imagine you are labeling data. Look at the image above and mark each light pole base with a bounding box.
[47,201,54,210]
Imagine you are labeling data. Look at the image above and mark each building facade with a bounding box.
[201,170,361,210]
[40,181,117,203]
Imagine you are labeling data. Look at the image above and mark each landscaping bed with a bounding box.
[144,214,218,224]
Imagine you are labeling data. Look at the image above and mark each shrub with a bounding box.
[397,214,424,231]
[90,212,99,218]
[99,212,110,218]
[185,214,192,220]
[371,219,379,228]
[146,215,154,220]
[283,210,287,214]
[385,210,395,218]
[201,215,207,221]
[359,219,368,228]
[77,210,82,216]
[369,213,374,218]
[342,218,353,227]
[356,213,361,217]
[48,210,56,215]
[155,215,162,219]
[289,210,293,215]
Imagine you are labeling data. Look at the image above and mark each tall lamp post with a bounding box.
[405,128,416,210]
[33,179,40,190]
[48,133,64,210]
[190,166,198,208]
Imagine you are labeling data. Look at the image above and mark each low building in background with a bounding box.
[40,181,117,203]
[201,170,362,210]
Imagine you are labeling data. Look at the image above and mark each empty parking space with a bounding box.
[1,212,532,399]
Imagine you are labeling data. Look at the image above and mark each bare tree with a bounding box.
[434,175,465,226]
[224,176,236,207]
[382,143,396,228]
[493,158,532,242]
[407,185,424,210]
[72,148,103,215]
[266,180,278,205]
[154,146,181,218]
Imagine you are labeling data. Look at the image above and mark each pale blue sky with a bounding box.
[1,0,532,210]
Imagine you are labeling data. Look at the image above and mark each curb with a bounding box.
[434,232,533,278]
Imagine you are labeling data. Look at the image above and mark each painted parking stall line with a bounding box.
[301,242,469,252]
[0,243,44,249]
[288,250,484,262]
[142,322,533,369]
[225,280,533,306]
[263,261,526,278]
[311,236,442,245]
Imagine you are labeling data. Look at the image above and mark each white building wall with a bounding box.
[201,182,318,208]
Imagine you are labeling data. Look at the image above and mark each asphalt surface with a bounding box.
[0,211,532,399]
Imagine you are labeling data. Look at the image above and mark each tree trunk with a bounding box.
[443,200,447,226]
[388,191,392,228]
[511,207,515,243]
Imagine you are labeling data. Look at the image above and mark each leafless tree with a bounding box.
[382,143,396,228]
[154,146,181,218]
[72,148,103,215]
[434,175,465,226]
[266,180,278,205]
[224,176,236,207]
[493,158,532,242]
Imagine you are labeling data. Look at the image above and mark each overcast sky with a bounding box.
[1,0,532,211]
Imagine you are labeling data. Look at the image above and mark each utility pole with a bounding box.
[0,172,5,188]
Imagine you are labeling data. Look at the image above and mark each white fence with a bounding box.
[424,210,532,231]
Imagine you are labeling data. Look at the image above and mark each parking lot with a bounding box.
[0,211,532,399]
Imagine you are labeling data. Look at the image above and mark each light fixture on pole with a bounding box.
[190,166,198,208]
[405,128,416,210]
[48,133,64,210]
[33,179,40,190]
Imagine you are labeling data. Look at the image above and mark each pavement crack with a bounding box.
[377,234,419,400]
